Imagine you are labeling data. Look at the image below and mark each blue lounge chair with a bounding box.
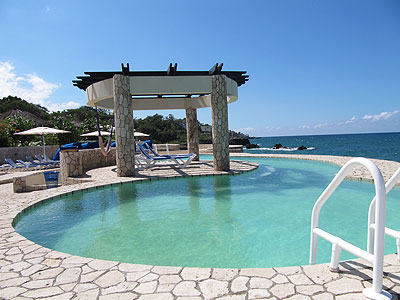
[137,142,196,169]
[5,158,24,169]
[141,140,197,161]
[26,156,51,166]
[16,159,40,168]
[44,154,59,164]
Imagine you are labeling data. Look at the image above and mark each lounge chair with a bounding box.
[27,156,53,166]
[5,158,24,169]
[44,154,60,164]
[137,142,196,169]
[16,159,40,168]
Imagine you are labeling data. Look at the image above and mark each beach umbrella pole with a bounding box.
[43,135,46,158]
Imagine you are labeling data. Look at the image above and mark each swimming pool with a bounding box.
[14,157,400,268]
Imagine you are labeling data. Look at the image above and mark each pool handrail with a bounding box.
[367,166,400,260]
[309,157,392,300]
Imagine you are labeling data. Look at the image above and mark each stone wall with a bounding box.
[0,145,59,163]
[60,148,116,185]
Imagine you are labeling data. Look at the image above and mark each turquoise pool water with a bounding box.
[14,157,400,268]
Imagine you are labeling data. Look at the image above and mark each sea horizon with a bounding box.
[252,130,400,139]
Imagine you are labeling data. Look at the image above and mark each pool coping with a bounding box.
[0,156,399,299]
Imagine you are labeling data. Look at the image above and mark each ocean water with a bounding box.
[248,132,400,162]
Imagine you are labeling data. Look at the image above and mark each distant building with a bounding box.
[200,124,212,133]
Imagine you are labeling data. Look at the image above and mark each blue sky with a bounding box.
[0,0,399,137]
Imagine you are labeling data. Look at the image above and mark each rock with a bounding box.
[230,138,251,146]
[297,145,307,150]
[245,144,259,149]
[273,144,283,149]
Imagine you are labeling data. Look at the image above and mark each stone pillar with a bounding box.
[211,75,230,171]
[114,74,135,177]
[185,107,199,161]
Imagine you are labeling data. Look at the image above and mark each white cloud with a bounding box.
[299,125,311,129]
[0,61,80,112]
[237,127,255,132]
[362,110,399,121]
[47,101,81,112]
[314,123,328,128]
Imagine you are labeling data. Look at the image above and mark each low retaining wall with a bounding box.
[60,148,116,185]
[0,145,59,163]
[13,171,61,193]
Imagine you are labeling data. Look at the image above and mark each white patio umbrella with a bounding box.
[81,130,111,137]
[134,131,149,137]
[14,127,71,157]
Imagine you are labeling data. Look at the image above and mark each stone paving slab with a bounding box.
[0,157,399,299]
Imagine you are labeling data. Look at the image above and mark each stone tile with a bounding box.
[302,264,340,285]
[288,273,314,285]
[55,267,81,284]
[270,283,295,298]
[286,295,311,300]
[335,293,367,300]
[40,292,74,300]
[156,283,176,292]
[159,274,182,284]
[0,286,27,299]
[181,267,211,280]
[31,267,64,280]
[88,259,119,270]
[198,279,229,299]
[296,284,324,295]
[176,297,202,300]
[137,293,173,300]
[0,276,29,288]
[216,295,246,300]
[173,281,201,296]
[73,283,98,293]
[22,286,63,298]
[271,273,289,284]
[325,277,364,294]
[239,268,276,278]
[151,265,181,274]
[80,270,106,282]
[120,263,152,272]
[231,276,249,293]
[73,288,99,299]
[100,293,138,300]
[102,281,139,294]
[249,277,273,289]
[312,293,334,300]
[134,280,158,294]
[212,268,238,280]
[95,270,126,288]
[22,278,53,289]
[137,272,159,282]
[126,271,150,282]
[248,288,271,299]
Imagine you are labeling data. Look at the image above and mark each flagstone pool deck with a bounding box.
[0,155,399,300]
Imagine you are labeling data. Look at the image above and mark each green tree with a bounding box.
[5,115,37,146]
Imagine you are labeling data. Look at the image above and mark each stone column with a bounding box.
[185,107,199,161]
[211,75,230,171]
[114,74,135,177]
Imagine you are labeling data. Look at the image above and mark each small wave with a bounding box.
[246,147,315,152]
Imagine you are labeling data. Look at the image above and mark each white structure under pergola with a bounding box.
[74,63,248,177]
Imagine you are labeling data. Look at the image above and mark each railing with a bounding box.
[368,167,400,260]
[310,157,392,300]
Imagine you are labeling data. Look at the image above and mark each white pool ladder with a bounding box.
[310,157,392,300]
[368,167,400,260]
